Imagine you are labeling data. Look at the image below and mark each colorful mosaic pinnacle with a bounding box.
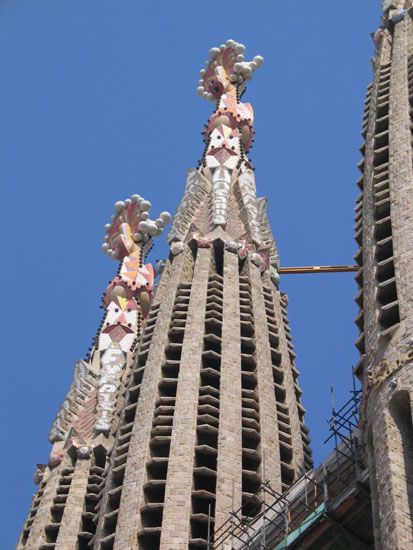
[199,41,264,229]
[197,39,264,102]
[49,197,171,440]
[200,41,262,227]
[168,39,277,277]
[101,195,172,259]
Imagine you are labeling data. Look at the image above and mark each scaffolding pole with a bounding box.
[212,383,365,550]
[279,265,358,274]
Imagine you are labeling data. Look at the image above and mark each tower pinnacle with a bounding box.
[168,41,279,282]
[48,197,171,443]
[197,39,263,102]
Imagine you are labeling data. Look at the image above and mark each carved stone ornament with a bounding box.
[361,341,413,426]
[77,446,93,459]
[238,238,252,260]
[196,236,213,248]
[102,194,171,260]
[238,170,264,245]
[250,250,269,272]
[197,39,264,102]
[382,0,406,11]
[371,347,413,388]
[167,170,211,244]
[270,267,280,288]
[391,8,407,22]
[280,292,289,306]
[68,436,93,459]
[373,28,385,49]
[224,240,240,253]
[33,464,47,485]
[95,343,126,433]
[211,168,231,226]
[155,259,166,276]
[196,41,266,237]
[250,252,264,269]
[48,450,64,468]
[171,241,184,256]
[49,359,92,443]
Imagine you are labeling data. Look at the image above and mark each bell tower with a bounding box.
[18,39,312,550]
[356,2,413,547]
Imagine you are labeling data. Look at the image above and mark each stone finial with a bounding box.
[102,195,171,260]
[33,464,47,485]
[224,240,241,254]
[76,445,93,459]
[197,39,264,102]
[170,241,184,256]
[270,267,280,288]
[48,450,64,468]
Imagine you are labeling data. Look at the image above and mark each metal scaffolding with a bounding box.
[210,383,366,549]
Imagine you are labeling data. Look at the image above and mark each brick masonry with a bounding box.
[160,247,211,549]
[55,457,90,549]
[268,282,306,476]
[111,252,188,550]
[214,250,243,529]
[249,264,282,495]
[360,11,413,550]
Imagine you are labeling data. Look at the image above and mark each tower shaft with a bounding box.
[357,4,413,548]
[94,245,310,549]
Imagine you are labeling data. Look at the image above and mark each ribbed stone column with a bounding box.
[55,457,90,549]
[24,450,68,549]
[160,247,211,550]
[269,285,305,476]
[112,253,187,550]
[23,471,60,549]
[365,431,383,550]
[249,264,281,495]
[389,15,413,328]
[366,15,413,550]
[215,249,242,530]
[362,35,392,362]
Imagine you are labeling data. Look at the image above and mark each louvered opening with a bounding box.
[96,304,162,546]
[189,272,222,548]
[20,480,48,546]
[371,66,399,334]
[279,293,312,472]
[77,462,105,549]
[238,275,262,519]
[42,465,76,546]
[137,284,192,546]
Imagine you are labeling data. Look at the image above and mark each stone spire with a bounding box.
[17,197,171,549]
[18,40,311,550]
[356,4,413,548]
[167,40,279,280]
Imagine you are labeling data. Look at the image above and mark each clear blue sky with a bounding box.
[1,1,378,545]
